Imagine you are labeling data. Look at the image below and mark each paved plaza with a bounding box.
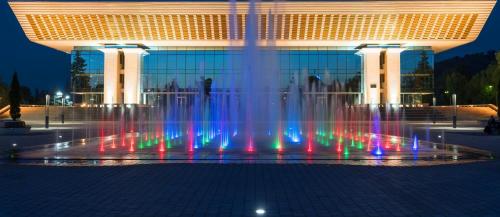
[1,122,499,217]
[1,161,500,217]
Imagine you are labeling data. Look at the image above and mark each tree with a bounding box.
[307,75,321,91]
[435,51,497,105]
[9,72,21,121]
[462,54,500,104]
[204,78,212,96]
[345,74,361,92]
[445,72,467,104]
[71,51,89,91]
[414,51,433,92]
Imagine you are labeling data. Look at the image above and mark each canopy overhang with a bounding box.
[9,0,497,53]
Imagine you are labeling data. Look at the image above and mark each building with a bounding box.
[9,0,496,105]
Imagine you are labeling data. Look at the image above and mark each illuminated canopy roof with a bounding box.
[9,0,496,52]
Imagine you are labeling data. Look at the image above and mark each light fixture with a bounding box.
[255,209,265,215]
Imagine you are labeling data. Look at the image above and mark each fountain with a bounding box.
[11,0,492,166]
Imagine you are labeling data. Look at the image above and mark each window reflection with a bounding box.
[70,50,104,92]
[401,49,434,93]
[142,47,362,92]
[400,49,434,104]
[70,46,434,105]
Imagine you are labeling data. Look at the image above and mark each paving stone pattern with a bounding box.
[1,162,500,217]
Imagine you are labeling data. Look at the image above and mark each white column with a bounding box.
[385,48,406,105]
[359,48,382,105]
[122,48,147,104]
[99,48,121,104]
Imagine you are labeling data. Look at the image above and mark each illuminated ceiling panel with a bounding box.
[9,1,496,52]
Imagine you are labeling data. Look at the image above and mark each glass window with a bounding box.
[68,47,363,95]
[338,55,347,69]
[177,55,185,69]
[167,55,176,70]
[186,55,196,70]
[299,54,308,70]
[400,49,434,93]
[290,55,300,70]
[205,54,214,70]
[214,55,224,70]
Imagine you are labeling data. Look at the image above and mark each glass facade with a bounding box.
[70,46,434,104]
[71,49,104,92]
[142,47,361,92]
[70,49,105,103]
[400,48,435,104]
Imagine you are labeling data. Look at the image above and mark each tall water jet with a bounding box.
[240,0,258,152]
[238,0,281,152]
[286,73,302,143]
[228,0,239,138]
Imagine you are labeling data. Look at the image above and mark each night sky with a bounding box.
[0,0,499,91]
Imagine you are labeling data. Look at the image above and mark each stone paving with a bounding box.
[1,162,500,217]
[0,122,499,217]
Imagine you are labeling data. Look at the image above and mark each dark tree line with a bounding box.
[435,51,500,107]
[0,73,50,107]
[9,72,21,120]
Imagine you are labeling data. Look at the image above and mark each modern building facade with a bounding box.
[9,0,496,105]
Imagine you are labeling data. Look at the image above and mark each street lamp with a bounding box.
[65,95,70,105]
[444,90,451,105]
[452,94,457,128]
[485,85,497,108]
[432,96,436,124]
[61,95,70,124]
[61,95,65,124]
[55,91,63,105]
[45,94,50,128]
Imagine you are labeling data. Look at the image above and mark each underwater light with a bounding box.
[412,136,419,151]
[307,145,312,153]
[391,136,398,143]
[256,209,266,215]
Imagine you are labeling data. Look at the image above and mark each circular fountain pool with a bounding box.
[8,132,492,166]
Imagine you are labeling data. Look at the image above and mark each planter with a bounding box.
[0,120,31,135]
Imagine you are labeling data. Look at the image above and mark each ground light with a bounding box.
[255,208,265,215]
[413,136,419,151]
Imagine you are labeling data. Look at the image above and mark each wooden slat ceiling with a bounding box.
[9,1,496,52]
[24,13,478,41]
